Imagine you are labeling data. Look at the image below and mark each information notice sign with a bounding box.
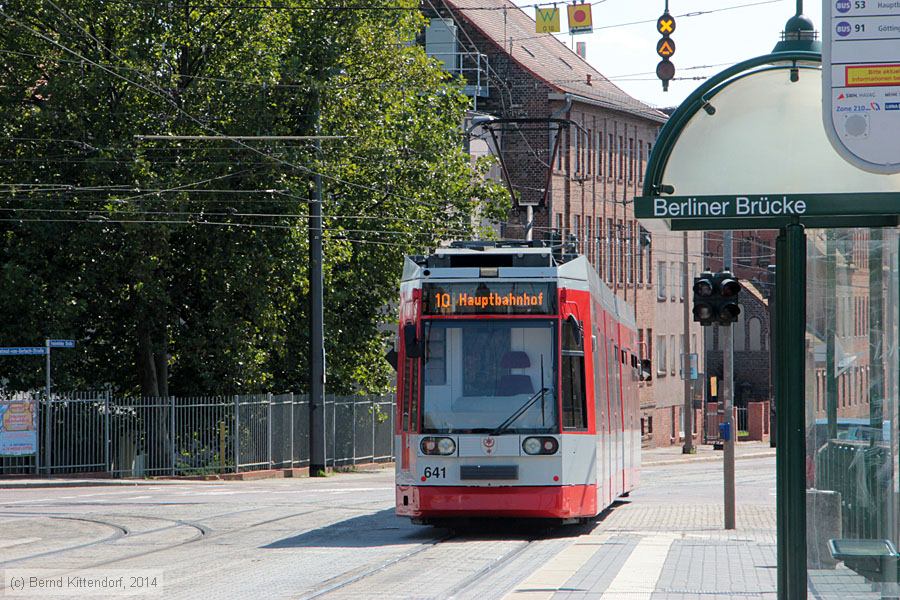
[0,396,37,456]
[823,0,900,173]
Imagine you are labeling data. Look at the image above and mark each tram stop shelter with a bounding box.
[635,22,900,600]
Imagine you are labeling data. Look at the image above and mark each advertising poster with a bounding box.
[0,396,37,456]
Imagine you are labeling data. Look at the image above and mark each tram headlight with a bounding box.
[522,436,559,455]
[420,436,456,456]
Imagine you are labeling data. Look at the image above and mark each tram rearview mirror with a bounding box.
[403,323,423,358]
[566,314,583,347]
[385,349,398,371]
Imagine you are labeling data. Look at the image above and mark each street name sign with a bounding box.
[824,0,900,173]
[48,339,75,348]
[0,347,47,356]
[636,192,900,219]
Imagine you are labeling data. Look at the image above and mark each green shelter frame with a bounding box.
[637,49,900,599]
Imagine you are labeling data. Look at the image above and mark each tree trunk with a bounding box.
[138,325,171,471]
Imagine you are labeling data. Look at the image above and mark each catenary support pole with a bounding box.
[723,232,735,529]
[309,136,327,476]
[683,231,694,453]
[526,205,533,241]
[45,340,51,474]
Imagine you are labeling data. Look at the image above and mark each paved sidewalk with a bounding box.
[502,447,877,600]
[642,440,776,466]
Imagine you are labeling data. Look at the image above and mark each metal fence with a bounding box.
[0,391,395,476]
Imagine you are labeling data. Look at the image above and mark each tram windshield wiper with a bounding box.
[490,387,549,436]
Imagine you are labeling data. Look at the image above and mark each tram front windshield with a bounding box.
[421,319,558,434]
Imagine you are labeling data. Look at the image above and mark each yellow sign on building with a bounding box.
[567,2,593,34]
[535,7,560,33]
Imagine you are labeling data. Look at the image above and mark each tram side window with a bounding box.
[401,356,419,432]
[562,317,588,430]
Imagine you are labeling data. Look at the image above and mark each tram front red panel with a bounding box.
[396,484,598,519]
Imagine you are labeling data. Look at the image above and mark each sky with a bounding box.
[510,0,824,109]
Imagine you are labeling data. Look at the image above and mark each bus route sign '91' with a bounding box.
[422,282,556,315]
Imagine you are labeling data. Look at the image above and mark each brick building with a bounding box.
[423,0,705,446]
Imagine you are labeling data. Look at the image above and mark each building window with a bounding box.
[618,135,624,180]
[657,335,667,376]
[628,137,634,182]
[557,130,564,171]
[587,128,593,176]
[639,140,644,183]
[606,218,614,283]
[585,217,592,263]
[734,312,746,351]
[638,236,645,284]
[617,220,624,284]
[574,128,581,174]
[680,261,686,301]
[573,214,581,252]
[749,317,762,351]
[608,133,614,178]
[657,260,667,300]
[670,335,676,374]
[670,262,678,300]
[597,131,603,176]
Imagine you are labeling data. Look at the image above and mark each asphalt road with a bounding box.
[0,455,776,599]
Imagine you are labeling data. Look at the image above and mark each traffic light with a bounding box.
[692,271,715,326]
[716,271,741,325]
[655,12,676,91]
[692,270,742,326]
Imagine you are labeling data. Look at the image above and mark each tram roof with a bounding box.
[402,243,636,329]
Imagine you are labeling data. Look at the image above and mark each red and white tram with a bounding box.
[394,241,641,523]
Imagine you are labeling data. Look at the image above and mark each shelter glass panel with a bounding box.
[806,227,900,597]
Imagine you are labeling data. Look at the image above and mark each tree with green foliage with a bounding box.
[0,0,508,397]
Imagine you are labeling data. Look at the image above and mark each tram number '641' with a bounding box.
[423,467,446,479]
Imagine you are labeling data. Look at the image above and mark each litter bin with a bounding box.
[719,421,731,442]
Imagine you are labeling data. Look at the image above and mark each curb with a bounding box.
[643,450,776,467]
[0,479,180,489]
[0,462,395,489]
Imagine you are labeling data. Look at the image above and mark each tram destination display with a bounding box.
[422,282,556,315]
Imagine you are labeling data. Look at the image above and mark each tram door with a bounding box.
[593,315,611,507]
[397,288,422,481]
[605,314,622,497]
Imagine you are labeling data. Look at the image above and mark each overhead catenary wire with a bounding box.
[4,2,480,212]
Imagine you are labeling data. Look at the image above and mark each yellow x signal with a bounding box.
[656,13,676,35]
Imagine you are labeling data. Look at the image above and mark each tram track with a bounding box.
[300,526,556,600]
[300,531,459,599]
[0,503,356,574]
